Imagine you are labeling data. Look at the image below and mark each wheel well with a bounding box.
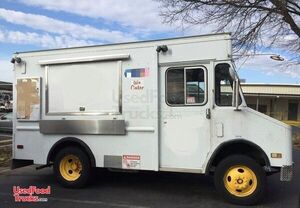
[47,137,96,167]
[206,140,270,175]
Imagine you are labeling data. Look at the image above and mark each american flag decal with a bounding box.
[124,68,149,78]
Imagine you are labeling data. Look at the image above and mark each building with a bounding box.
[242,83,300,126]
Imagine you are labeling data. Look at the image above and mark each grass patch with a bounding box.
[0,146,11,167]
[293,132,300,149]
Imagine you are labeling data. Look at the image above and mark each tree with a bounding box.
[159,0,300,56]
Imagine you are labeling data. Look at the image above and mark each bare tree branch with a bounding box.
[158,0,300,59]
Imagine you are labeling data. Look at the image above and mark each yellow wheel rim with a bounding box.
[59,154,82,181]
[223,165,257,197]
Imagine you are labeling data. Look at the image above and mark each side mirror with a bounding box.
[229,66,237,80]
[233,79,241,111]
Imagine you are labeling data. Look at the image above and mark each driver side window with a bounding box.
[166,67,206,106]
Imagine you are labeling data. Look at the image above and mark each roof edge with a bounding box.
[241,83,300,87]
[14,32,231,55]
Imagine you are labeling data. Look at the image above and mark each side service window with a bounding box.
[166,67,206,105]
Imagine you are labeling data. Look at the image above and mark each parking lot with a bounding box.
[0,149,299,208]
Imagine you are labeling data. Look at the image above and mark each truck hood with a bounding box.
[241,106,293,166]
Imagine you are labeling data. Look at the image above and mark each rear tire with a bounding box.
[53,146,91,188]
[214,155,266,205]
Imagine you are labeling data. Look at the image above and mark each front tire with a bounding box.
[214,155,266,205]
[53,146,91,188]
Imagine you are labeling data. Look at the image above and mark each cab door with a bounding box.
[160,65,211,171]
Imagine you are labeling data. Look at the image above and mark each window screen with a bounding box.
[166,69,184,105]
[166,67,206,105]
[186,68,205,104]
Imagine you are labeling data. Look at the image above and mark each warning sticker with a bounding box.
[122,155,141,169]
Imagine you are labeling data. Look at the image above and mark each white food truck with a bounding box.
[11,33,293,205]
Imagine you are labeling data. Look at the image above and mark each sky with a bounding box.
[0,0,299,84]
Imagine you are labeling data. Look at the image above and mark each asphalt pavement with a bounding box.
[0,150,299,208]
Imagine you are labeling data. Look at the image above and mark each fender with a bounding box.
[47,137,96,167]
[205,139,270,175]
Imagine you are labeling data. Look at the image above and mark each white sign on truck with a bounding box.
[11,33,293,205]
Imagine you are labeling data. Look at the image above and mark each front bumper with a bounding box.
[280,164,294,181]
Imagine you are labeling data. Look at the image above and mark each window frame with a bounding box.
[165,66,208,107]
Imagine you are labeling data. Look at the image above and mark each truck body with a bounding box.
[12,33,293,205]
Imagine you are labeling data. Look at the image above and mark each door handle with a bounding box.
[206,108,211,119]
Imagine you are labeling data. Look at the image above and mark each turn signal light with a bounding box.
[271,153,282,158]
[17,145,24,149]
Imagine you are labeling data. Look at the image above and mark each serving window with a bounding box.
[46,61,121,115]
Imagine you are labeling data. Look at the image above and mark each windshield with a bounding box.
[215,63,243,106]
[215,63,234,106]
